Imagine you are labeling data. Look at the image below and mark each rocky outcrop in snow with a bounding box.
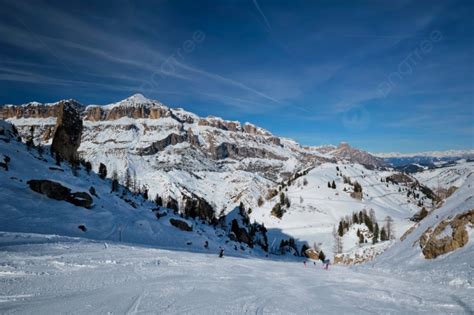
[169,218,193,232]
[419,209,474,259]
[51,101,83,163]
[27,179,93,209]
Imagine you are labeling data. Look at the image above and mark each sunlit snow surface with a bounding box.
[0,232,472,314]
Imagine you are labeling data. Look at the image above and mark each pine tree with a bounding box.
[142,185,148,200]
[124,169,131,189]
[318,250,326,262]
[99,163,107,179]
[111,171,119,192]
[353,212,359,224]
[155,194,163,206]
[338,220,344,237]
[284,196,291,208]
[359,233,364,244]
[380,227,388,241]
[271,203,284,219]
[328,181,331,188]
[331,180,336,189]
[279,192,285,204]
[257,196,264,207]
[364,212,374,233]
[373,223,379,244]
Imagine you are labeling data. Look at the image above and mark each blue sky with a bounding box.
[0,0,472,153]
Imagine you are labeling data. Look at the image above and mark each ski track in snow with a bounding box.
[0,233,472,314]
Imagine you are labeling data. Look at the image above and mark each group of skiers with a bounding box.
[214,242,329,269]
[211,241,329,268]
[303,259,330,270]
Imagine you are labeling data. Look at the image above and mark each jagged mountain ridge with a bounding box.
[1,94,383,214]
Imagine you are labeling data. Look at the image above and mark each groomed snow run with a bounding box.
[0,232,472,314]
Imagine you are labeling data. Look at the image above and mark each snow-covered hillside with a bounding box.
[413,160,474,190]
[0,120,269,257]
[367,171,474,288]
[251,163,435,258]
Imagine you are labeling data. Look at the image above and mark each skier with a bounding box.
[323,259,330,270]
[303,260,307,267]
[204,241,209,249]
[219,248,224,258]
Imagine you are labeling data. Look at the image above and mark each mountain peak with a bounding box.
[126,93,150,103]
[101,93,163,110]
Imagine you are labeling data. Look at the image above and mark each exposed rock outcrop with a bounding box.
[183,193,216,223]
[51,101,83,163]
[0,102,61,119]
[214,142,286,160]
[169,218,193,232]
[230,219,252,246]
[304,248,320,260]
[138,132,199,155]
[27,179,93,208]
[419,209,474,259]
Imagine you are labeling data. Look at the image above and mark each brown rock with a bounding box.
[420,209,474,259]
[51,101,83,163]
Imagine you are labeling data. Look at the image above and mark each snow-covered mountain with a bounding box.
[374,149,474,159]
[1,94,472,265]
[1,94,385,216]
[375,149,474,171]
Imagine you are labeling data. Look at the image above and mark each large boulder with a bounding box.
[27,179,93,209]
[51,101,83,163]
[419,209,474,259]
[169,218,193,232]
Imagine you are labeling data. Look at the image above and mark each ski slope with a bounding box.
[0,232,472,314]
